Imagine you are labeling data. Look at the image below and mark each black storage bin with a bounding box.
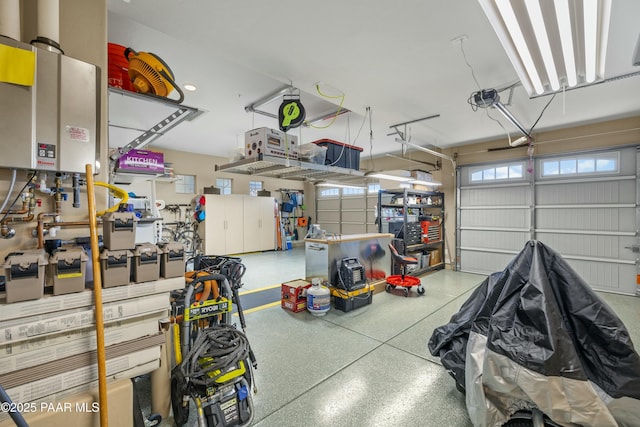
[312,139,363,170]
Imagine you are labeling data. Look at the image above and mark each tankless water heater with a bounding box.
[0,35,99,174]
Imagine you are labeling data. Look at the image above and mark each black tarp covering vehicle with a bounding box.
[428,241,640,427]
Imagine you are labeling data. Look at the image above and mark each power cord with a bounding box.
[180,324,256,387]
[306,83,345,130]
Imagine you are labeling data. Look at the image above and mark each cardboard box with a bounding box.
[116,149,164,174]
[281,298,307,313]
[281,279,311,312]
[245,127,298,159]
[0,293,169,346]
[0,378,134,427]
[3,346,160,405]
[429,248,442,266]
[0,312,164,375]
[0,277,184,321]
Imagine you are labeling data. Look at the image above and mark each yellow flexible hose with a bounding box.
[94,181,129,216]
[173,323,182,365]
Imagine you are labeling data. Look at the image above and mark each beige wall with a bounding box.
[150,148,305,202]
[0,1,107,260]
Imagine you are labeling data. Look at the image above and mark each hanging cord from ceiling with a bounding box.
[352,106,370,145]
[459,37,482,91]
[528,92,557,135]
[306,83,345,129]
[368,107,375,171]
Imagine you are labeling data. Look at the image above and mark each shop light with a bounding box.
[315,182,365,190]
[409,179,442,187]
[478,0,612,95]
[365,170,413,182]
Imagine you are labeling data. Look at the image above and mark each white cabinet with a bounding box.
[243,197,276,252]
[199,195,275,255]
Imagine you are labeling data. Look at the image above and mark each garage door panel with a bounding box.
[317,211,340,222]
[536,180,635,204]
[317,199,340,210]
[562,259,634,293]
[461,230,529,251]
[460,186,531,207]
[323,223,340,234]
[342,211,365,223]
[461,209,530,228]
[460,250,517,275]
[342,223,366,234]
[536,232,636,260]
[342,197,364,210]
[536,207,635,232]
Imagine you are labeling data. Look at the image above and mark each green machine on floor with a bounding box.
[170,256,257,427]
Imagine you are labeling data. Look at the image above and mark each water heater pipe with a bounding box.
[72,173,81,208]
[32,0,62,53]
[0,0,20,40]
[37,0,58,43]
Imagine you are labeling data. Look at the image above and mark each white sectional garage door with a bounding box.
[458,147,638,295]
[316,187,378,235]
[458,160,533,275]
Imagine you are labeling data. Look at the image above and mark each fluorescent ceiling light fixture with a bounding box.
[394,139,456,168]
[365,170,412,182]
[524,0,559,90]
[478,0,612,95]
[183,83,197,91]
[315,182,365,189]
[409,180,442,187]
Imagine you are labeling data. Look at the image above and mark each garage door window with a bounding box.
[541,153,619,177]
[342,187,365,196]
[319,188,339,197]
[470,162,525,182]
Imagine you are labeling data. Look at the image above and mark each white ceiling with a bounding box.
[106,0,640,162]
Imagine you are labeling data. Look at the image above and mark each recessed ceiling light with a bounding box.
[184,83,197,91]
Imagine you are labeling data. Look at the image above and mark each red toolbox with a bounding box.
[421,220,441,243]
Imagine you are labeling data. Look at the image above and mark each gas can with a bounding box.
[307,278,330,316]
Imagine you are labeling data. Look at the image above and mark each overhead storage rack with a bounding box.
[215,154,365,183]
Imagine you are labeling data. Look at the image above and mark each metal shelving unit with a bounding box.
[215,153,366,183]
[108,87,203,165]
[377,188,445,275]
